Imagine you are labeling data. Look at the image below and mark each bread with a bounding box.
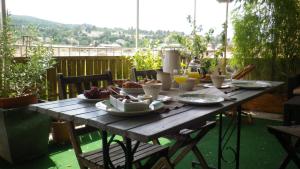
[122,81,142,88]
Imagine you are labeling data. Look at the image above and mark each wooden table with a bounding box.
[30,81,283,169]
[268,125,300,169]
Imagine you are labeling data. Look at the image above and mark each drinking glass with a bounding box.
[173,69,188,90]
[226,65,236,83]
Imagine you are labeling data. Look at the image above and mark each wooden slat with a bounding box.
[68,60,77,98]
[86,59,94,75]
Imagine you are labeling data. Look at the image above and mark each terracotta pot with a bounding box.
[0,94,38,109]
[51,121,70,144]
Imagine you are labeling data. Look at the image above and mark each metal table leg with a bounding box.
[218,112,223,169]
[101,130,136,169]
[217,105,242,169]
[236,105,242,169]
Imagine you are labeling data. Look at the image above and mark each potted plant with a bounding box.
[0,24,55,108]
[0,18,56,163]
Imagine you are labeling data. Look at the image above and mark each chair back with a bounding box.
[131,68,162,82]
[57,71,113,99]
[287,74,300,99]
[233,64,256,80]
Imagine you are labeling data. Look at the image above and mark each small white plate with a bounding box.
[203,84,230,89]
[157,95,172,102]
[177,94,224,105]
[77,94,103,102]
[95,100,164,117]
[232,81,271,89]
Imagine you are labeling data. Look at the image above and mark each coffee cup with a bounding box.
[181,78,196,91]
[157,72,172,91]
[211,75,225,88]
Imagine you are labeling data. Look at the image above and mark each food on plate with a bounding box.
[83,86,110,99]
[109,95,150,112]
[113,79,129,87]
[122,81,142,88]
[139,79,161,84]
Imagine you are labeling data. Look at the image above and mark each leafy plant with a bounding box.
[172,16,214,65]
[127,49,162,71]
[0,17,56,98]
[232,0,300,81]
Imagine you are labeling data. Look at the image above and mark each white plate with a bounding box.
[232,81,271,89]
[203,84,230,89]
[177,94,224,105]
[121,88,144,94]
[95,100,164,117]
[77,94,103,102]
[157,95,172,102]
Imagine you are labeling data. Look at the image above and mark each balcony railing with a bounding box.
[14,45,183,57]
[36,56,133,100]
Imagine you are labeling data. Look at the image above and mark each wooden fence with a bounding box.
[44,56,133,100]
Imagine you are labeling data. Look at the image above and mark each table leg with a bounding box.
[236,105,242,169]
[217,106,242,169]
[218,112,223,169]
[101,131,136,169]
[101,130,110,169]
[125,137,133,169]
[276,136,300,168]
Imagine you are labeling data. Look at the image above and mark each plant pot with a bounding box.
[0,107,50,163]
[51,121,70,144]
[0,94,38,109]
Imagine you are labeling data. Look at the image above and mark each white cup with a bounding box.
[142,83,162,100]
[181,78,196,91]
[211,75,225,88]
[157,72,172,91]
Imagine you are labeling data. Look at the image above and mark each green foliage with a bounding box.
[127,49,162,70]
[11,15,175,48]
[0,17,56,98]
[232,0,300,81]
[172,16,214,64]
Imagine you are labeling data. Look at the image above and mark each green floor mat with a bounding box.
[0,118,297,169]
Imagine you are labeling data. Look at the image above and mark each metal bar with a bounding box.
[136,0,139,49]
[101,130,110,169]
[218,113,223,169]
[236,105,242,169]
[125,138,133,169]
[1,0,6,28]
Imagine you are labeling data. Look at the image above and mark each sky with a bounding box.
[6,0,235,37]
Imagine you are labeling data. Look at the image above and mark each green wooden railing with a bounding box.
[44,56,133,100]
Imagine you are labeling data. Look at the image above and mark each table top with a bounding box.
[285,95,300,106]
[268,125,300,138]
[30,81,284,142]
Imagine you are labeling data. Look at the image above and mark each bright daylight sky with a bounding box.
[6,0,235,38]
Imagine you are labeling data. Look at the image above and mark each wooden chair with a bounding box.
[57,71,113,99]
[57,72,171,169]
[268,125,300,169]
[287,74,300,99]
[131,68,217,168]
[228,64,256,124]
[131,68,162,82]
[232,64,256,80]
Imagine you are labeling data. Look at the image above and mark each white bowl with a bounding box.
[142,83,162,100]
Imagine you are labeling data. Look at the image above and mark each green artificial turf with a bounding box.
[0,117,297,169]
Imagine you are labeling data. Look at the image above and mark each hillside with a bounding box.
[11,15,181,47]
